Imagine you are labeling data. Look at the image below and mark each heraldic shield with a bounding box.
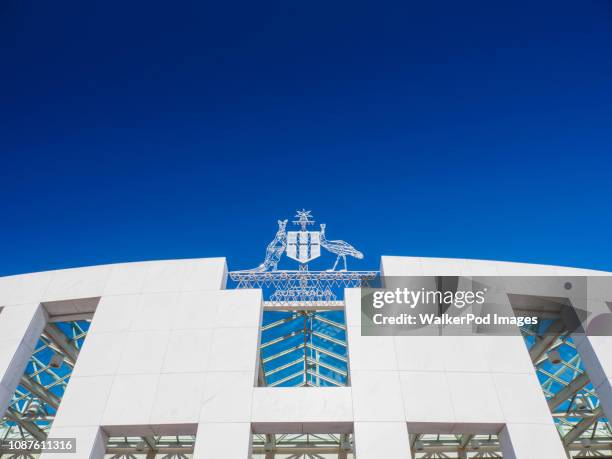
[286,231,321,263]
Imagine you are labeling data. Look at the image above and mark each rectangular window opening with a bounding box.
[252,432,354,458]
[0,300,97,447]
[410,432,501,458]
[258,307,349,387]
[516,296,612,458]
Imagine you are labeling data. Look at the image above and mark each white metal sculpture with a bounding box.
[232,210,376,306]
[286,210,321,264]
[319,223,363,271]
[245,209,364,272]
[247,219,288,272]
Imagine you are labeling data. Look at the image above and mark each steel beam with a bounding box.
[563,406,603,446]
[547,372,590,411]
[42,323,79,365]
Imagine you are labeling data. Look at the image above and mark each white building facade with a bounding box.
[0,256,611,459]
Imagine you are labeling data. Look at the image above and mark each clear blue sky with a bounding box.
[1,0,611,276]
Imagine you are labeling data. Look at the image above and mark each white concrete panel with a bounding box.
[251,422,302,435]
[117,331,170,375]
[8,271,52,305]
[103,424,157,437]
[481,336,534,374]
[40,425,107,459]
[207,327,259,373]
[53,376,114,427]
[394,336,446,372]
[88,295,140,334]
[499,423,566,459]
[181,258,228,291]
[162,329,213,374]
[351,371,404,421]
[0,384,11,420]
[72,332,127,377]
[586,275,612,301]
[252,387,353,424]
[354,422,411,459]
[460,259,501,276]
[40,299,85,316]
[578,335,612,386]
[344,288,362,328]
[200,372,253,423]
[446,372,504,424]
[421,258,464,276]
[0,275,18,306]
[130,292,179,331]
[0,302,45,344]
[173,291,219,330]
[0,339,20,384]
[595,377,612,420]
[442,337,489,373]
[380,256,424,276]
[150,373,205,425]
[399,371,454,423]
[104,262,148,296]
[347,327,397,371]
[101,373,160,426]
[575,334,612,417]
[43,265,111,302]
[0,339,35,401]
[142,261,186,293]
[553,265,608,277]
[492,373,554,424]
[214,290,262,328]
[150,423,198,436]
[495,261,558,277]
[193,422,251,459]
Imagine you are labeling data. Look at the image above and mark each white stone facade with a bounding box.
[0,256,610,459]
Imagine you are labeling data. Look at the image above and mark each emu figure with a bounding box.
[319,223,363,271]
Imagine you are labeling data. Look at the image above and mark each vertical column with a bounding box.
[499,423,569,459]
[194,289,261,459]
[574,335,612,420]
[0,303,47,417]
[354,422,412,459]
[39,426,107,459]
[193,423,252,459]
[346,290,410,459]
[572,298,612,420]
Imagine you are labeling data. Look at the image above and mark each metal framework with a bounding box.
[259,310,349,387]
[105,435,195,458]
[410,433,502,458]
[230,270,378,308]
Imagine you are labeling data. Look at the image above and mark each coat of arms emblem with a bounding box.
[285,210,321,263]
[230,209,376,305]
[244,209,363,272]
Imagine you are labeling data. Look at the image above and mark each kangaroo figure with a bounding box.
[247,219,288,272]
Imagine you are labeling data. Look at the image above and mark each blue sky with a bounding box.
[1,0,611,276]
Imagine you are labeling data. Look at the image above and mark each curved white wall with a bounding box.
[0,256,610,459]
